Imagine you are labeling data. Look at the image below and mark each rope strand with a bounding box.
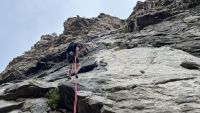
[73,56,78,113]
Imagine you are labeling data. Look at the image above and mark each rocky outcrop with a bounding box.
[63,13,123,36]
[0,34,71,84]
[126,0,200,32]
[0,79,60,113]
[114,4,200,58]
[0,80,56,100]
[1,0,200,113]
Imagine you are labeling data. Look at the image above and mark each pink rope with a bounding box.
[73,56,78,113]
[74,79,77,113]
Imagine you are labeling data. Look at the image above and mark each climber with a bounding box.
[66,42,85,78]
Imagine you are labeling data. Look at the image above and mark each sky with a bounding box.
[0,0,143,72]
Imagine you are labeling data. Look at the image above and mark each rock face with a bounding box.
[1,0,200,113]
[58,47,200,113]
[116,3,200,58]
[63,13,123,36]
[127,0,200,32]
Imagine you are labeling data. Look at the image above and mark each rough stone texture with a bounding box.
[63,13,123,36]
[127,0,200,32]
[0,0,200,113]
[113,5,200,58]
[57,47,200,113]
[20,98,49,113]
[0,100,24,113]
[0,34,71,84]
[0,80,56,100]
[58,82,90,112]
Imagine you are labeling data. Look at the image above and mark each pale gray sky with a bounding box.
[0,0,143,72]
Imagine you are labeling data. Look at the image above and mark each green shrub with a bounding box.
[46,88,60,109]
[103,42,112,47]
[118,26,128,33]
[114,47,123,51]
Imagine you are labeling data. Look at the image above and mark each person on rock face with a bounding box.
[66,42,85,78]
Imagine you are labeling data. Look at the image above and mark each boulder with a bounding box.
[0,80,55,100]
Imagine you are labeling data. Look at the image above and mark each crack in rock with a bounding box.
[155,77,196,85]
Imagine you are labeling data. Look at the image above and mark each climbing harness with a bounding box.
[73,56,78,113]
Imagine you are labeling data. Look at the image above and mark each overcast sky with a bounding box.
[0,0,143,72]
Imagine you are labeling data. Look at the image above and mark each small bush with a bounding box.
[46,88,60,109]
[103,42,112,47]
[114,47,123,51]
[118,26,128,33]
[102,42,113,49]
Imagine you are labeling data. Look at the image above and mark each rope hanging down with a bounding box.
[73,56,78,113]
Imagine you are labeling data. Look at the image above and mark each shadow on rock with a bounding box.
[181,61,200,70]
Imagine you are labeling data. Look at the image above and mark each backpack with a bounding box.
[67,42,77,57]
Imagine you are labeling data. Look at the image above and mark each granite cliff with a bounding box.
[0,0,200,113]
